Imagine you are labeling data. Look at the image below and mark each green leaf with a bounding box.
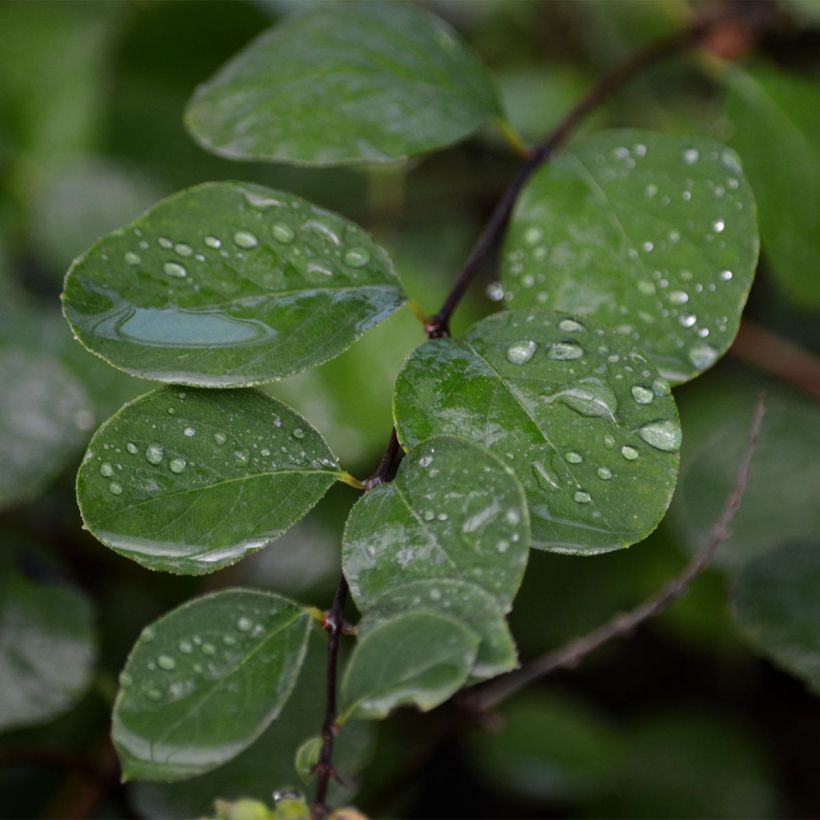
[466,692,622,802]
[184,3,501,166]
[131,635,373,816]
[358,580,517,682]
[0,571,96,732]
[669,375,820,570]
[732,542,820,693]
[726,66,820,307]
[0,346,93,510]
[394,310,680,554]
[77,387,341,574]
[294,736,322,785]
[343,436,529,611]
[62,181,405,387]
[501,129,758,384]
[112,589,311,781]
[340,611,479,721]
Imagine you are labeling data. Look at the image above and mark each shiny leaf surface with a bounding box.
[394,310,680,554]
[113,589,311,781]
[185,3,501,166]
[77,387,340,574]
[501,130,758,383]
[62,182,405,386]
[340,611,479,720]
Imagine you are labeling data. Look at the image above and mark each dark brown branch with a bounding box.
[466,392,766,714]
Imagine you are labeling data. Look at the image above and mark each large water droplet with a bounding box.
[126,442,138,454]
[344,247,370,267]
[109,481,123,495]
[237,616,253,632]
[689,342,717,369]
[621,445,639,461]
[548,341,584,360]
[683,147,699,164]
[637,420,682,452]
[204,236,221,249]
[157,654,176,671]
[669,290,689,305]
[631,385,654,405]
[292,428,305,440]
[174,243,193,257]
[597,466,613,480]
[169,457,187,473]
[213,432,227,446]
[163,262,187,278]
[233,231,258,249]
[99,462,115,477]
[125,252,141,265]
[652,378,671,396]
[486,282,504,302]
[506,340,537,365]
[145,443,164,465]
[558,318,585,333]
[565,451,583,464]
[574,490,591,504]
[532,461,560,491]
[550,379,618,422]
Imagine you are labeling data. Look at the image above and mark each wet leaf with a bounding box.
[501,130,758,384]
[0,346,93,510]
[340,611,479,720]
[343,436,529,611]
[76,387,341,574]
[726,66,820,307]
[394,310,680,554]
[185,3,501,166]
[0,571,96,731]
[732,542,820,693]
[112,589,311,781]
[62,182,405,387]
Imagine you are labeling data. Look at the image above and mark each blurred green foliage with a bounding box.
[1,1,819,818]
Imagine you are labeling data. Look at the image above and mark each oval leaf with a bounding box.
[112,589,312,781]
[185,3,501,166]
[732,542,820,693]
[0,347,92,509]
[0,571,96,731]
[394,310,680,554]
[343,436,529,611]
[77,387,340,574]
[726,66,820,307]
[359,580,518,681]
[62,182,405,386]
[340,611,479,721]
[501,130,758,384]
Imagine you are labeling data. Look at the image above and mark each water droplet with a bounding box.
[621,445,639,461]
[204,236,221,249]
[143,627,156,642]
[272,223,294,243]
[505,509,520,525]
[679,314,697,328]
[712,219,725,233]
[497,540,510,553]
[174,243,193,257]
[418,454,433,468]
[234,449,249,465]
[574,490,591,504]
[631,385,654,404]
[689,342,717,369]
[423,510,435,522]
[119,672,133,688]
[164,261,187,278]
[524,226,542,245]
[532,462,560,491]
[99,462,115,477]
[720,269,733,281]
[126,442,138,454]
[233,230,258,249]
[506,340,537,365]
[436,512,448,522]
[669,290,689,305]
[603,434,615,449]
[638,420,682,452]
[552,379,618,422]
[145,443,164,465]
[179,640,193,654]
[638,280,656,296]
[292,428,305,440]
[486,282,504,302]
[344,247,370,267]
[597,466,612,480]
[157,654,176,671]
[558,318,585,333]
[158,237,173,249]
[201,643,216,656]
[652,378,671,396]
[109,481,123,495]
[683,148,699,164]
[169,457,187,473]
[213,432,227,446]
[237,616,253,632]
[548,341,584,360]
[184,426,196,437]
[146,688,163,702]
[565,451,583,464]
[125,252,141,265]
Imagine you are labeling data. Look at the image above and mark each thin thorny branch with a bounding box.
[311,5,774,816]
[465,391,766,714]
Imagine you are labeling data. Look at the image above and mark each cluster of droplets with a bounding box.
[121,610,277,707]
